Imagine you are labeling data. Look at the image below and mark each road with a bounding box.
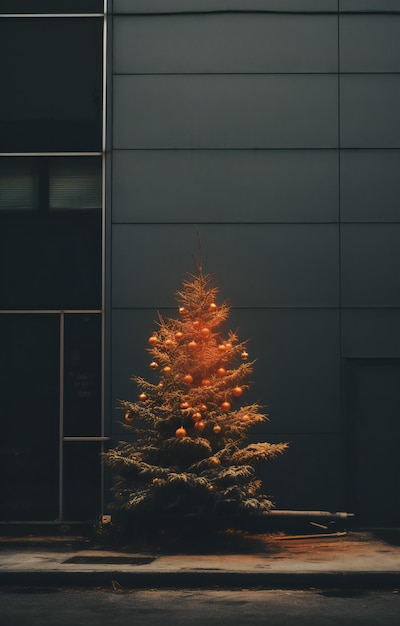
[1,588,400,626]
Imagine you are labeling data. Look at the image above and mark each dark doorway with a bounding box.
[0,314,60,520]
[0,312,103,522]
[345,358,400,527]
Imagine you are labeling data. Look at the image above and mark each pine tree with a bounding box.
[103,266,287,534]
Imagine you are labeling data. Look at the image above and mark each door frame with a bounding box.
[0,309,107,522]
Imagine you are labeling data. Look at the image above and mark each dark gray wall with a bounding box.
[109,2,400,519]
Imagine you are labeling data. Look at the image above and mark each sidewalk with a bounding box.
[0,531,399,589]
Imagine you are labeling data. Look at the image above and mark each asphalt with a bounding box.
[0,531,399,589]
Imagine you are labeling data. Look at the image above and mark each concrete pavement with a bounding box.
[0,531,399,589]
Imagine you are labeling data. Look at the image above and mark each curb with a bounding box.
[1,571,400,590]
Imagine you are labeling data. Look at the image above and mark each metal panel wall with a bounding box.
[340,8,400,341]
[340,150,400,222]
[340,0,400,10]
[114,75,338,149]
[114,0,338,13]
[341,310,400,358]
[113,150,339,223]
[112,224,339,308]
[340,16,400,73]
[109,4,400,515]
[114,14,337,74]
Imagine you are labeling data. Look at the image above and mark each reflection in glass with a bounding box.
[64,314,102,437]
[50,158,102,210]
[0,157,102,310]
[0,159,37,211]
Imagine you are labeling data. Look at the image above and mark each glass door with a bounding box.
[0,313,60,520]
[62,312,103,521]
[0,311,103,522]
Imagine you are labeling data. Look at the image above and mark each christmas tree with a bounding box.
[103,263,287,535]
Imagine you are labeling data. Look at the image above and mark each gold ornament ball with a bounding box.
[210,303,217,312]
[209,457,221,467]
[213,424,222,434]
[175,331,184,341]
[148,335,158,346]
[188,340,198,350]
[139,393,147,402]
[191,412,202,422]
[180,401,190,410]
[193,320,200,328]
[163,366,172,374]
[218,344,226,352]
[175,427,187,439]
[199,404,207,412]
[241,351,249,360]
[150,361,159,370]
[165,339,174,348]
[217,367,226,377]
[179,307,187,316]
[221,401,231,412]
[183,374,193,384]
[201,327,210,337]
[232,386,243,397]
[195,420,206,432]
[124,411,134,422]
[201,378,212,387]
[225,342,233,349]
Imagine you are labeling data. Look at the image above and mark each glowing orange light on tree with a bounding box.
[175,427,187,438]
[124,411,134,422]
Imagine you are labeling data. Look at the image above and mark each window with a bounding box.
[0,17,103,152]
[0,157,102,310]
[0,1,104,14]
[0,8,105,522]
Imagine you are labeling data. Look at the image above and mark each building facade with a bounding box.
[1,0,400,527]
